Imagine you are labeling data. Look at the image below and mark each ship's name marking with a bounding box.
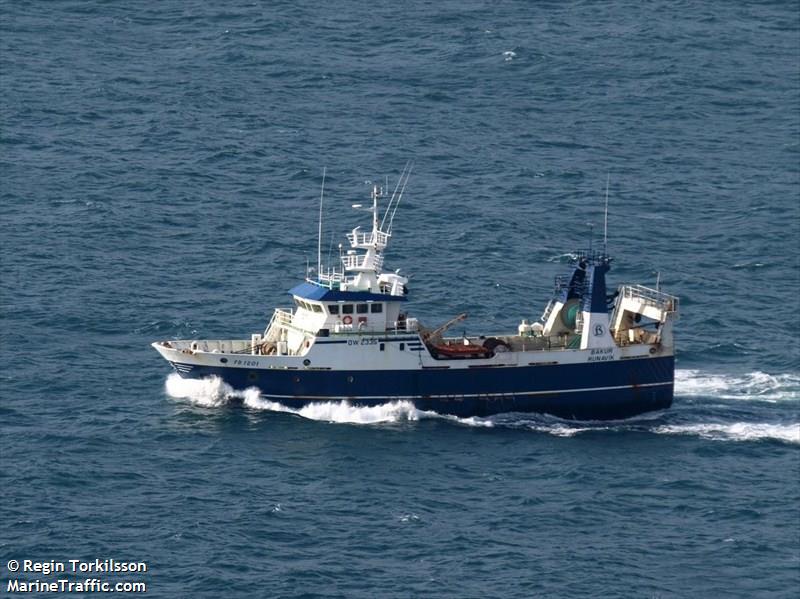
[587,348,614,362]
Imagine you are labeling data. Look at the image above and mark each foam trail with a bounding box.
[165,374,492,426]
[525,424,593,437]
[675,369,800,402]
[164,374,798,438]
[654,422,800,444]
[501,417,800,443]
[431,413,495,428]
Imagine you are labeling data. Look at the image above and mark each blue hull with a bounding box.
[170,355,674,420]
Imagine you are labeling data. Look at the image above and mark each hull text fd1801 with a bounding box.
[153,170,679,420]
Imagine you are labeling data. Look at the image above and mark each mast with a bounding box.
[603,173,609,255]
[372,183,379,236]
[317,167,326,277]
[311,167,411,292]
[341,182,392,291]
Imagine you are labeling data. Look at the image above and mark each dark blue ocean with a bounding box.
[2,1,799,597]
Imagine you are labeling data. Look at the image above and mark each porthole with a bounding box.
[303,359,311,366]
[247,371,258,382]
[220,357,228,364]
[347,376,354,383]
[294,376,301,383]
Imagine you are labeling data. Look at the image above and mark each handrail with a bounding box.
[264,307,318,337]
[329,328,422,338]
[341,253,385,271]
[621,285,679,311]
[318,270,346,284]
[347,231,390,247]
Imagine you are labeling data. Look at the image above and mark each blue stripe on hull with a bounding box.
[170,356,674,421]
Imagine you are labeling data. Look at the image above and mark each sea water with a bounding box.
[1,1,798,597]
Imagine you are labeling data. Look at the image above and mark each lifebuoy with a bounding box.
[343,315,353,325]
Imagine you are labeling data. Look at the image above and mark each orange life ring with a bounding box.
[342,315,353,325]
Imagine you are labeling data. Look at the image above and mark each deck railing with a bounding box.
[621,285,679,312]
[317,269,346,286]
[263,308,299,338]
[341,253,384,271]
[346,230,390,247]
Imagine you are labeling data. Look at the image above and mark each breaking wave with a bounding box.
[165,372,261,408]
[244,394,422,424]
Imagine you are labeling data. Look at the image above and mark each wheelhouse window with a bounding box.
[342,304,354,314]
[356,304,368,314]
[310,303,323,313]
[328,304,339,315]
[370,303,383,314]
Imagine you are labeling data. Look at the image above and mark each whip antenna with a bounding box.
[381,160,413,232]
[387,161,413,235]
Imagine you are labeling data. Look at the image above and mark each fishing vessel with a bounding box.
[153,169,679,420]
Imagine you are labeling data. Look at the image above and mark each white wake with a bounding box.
[653,422,800,444]
[164,371,799,442]
[164,373,492,426]
[675,369,800,402]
